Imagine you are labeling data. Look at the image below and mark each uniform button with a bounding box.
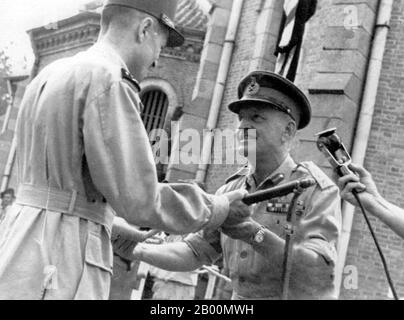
[240,251,248,259]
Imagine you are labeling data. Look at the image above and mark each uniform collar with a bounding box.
[246,155,297,191]
[89,42,141,92]
[267,155,297,181]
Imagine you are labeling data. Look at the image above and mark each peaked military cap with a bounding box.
[228,71,312,130]
[104,0,185,47]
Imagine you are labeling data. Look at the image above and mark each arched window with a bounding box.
[139,80,180,183]
[140,89,169,134]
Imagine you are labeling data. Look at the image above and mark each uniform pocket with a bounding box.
[85,231,113,274]
[73,228,113,300]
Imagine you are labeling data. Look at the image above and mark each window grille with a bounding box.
[140,90,169,134]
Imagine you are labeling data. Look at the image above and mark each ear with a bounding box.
[282,120,297,143]
[136,17,154,43]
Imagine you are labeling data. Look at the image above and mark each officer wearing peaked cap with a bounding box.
[104,0,185,48]
[0,0,251,299]
[228,71,312,130]
[130,71,342,300]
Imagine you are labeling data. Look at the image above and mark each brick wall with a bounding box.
[144,55,201,110]
[167,0,233,182]
[341,0,404,300]
[294,0,377,171]
[204,0,376,193]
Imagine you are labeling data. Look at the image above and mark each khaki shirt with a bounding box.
[185,156,342,299]
[0,43,228,300]
[149,234,199,287]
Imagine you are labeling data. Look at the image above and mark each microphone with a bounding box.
[242,178,316,205]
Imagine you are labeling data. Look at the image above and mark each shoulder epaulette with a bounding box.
[295,161,335,190]
[121,68,141,92]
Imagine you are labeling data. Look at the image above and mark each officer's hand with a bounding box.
[337,163,381,209]
[221,189,252,232]
[111,217,149,243]
[112,237,137,262]
[144,232,166,245]
[221,218,261,244]
[111,218,157,264]
[221,190,259,244]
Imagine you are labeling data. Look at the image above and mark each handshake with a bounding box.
[111,190,258,262]
[218,189,261,242]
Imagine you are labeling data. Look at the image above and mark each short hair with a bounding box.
[100,6,158,34]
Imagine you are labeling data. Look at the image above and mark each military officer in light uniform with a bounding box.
[0,0,250,300]
[132,71,342,300]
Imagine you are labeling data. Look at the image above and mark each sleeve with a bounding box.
[182,183,231,265]
[299,184,342,266]
[82,81,229,234]
[183,229,222,265]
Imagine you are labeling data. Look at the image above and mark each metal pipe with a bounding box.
[1,135,16,192]
[195,0,244,183]
[334,0,394,298]
[0,32,37,193]
[0,76,19,192]
[1,79,13,134]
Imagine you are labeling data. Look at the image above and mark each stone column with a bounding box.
[166,0,233,182]
[293,0,379,171]
[249,0,284,72]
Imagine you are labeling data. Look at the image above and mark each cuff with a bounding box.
[205,195,229,230]
[184,234,222,265]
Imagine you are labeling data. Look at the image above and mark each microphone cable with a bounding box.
[353,190,399,300]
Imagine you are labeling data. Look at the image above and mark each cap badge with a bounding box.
[161,14,175,29]
[246,77,260,96]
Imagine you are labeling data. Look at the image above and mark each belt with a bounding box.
[16,184,114,231]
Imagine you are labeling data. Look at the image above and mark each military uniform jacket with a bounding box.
[185,156,342,300]
[0,43,228,300]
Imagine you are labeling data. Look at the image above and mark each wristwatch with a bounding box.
[252,225,266,244]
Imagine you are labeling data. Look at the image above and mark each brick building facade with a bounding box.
[2,0,404,299]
